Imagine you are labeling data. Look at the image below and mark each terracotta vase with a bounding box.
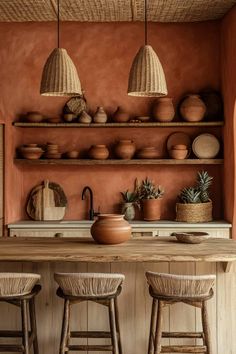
[93,107,107,123]
[91,214,132,244]
[89,145,109,160]
[114,140,136,159]
[180,95,206,122]
[153,98,175,122]
[200,90,223,120]
[121,203,135,221]
[113,107,130,123]
[142,199,162,221]
[78,111,92,124]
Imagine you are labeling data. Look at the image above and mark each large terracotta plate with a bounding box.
[192,133,220,158]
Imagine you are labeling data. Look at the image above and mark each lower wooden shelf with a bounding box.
[14,158,224,165]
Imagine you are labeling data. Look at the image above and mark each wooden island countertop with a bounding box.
[0,237,236,266]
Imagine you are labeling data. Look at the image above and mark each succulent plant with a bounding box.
[137,178,164,200]
[120,190,138,203]
[179,187,201,204]
[179,171,213,204]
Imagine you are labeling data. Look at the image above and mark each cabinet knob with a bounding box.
[54,232,64,238]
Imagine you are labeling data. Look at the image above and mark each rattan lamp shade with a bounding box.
[127,45,167,97]
[40,48,82,96]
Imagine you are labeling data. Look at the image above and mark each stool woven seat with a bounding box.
[146,271,216,298]
[0,273,41,297]
[54,272,125,297]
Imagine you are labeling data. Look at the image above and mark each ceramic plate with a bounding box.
[192,133,220,158]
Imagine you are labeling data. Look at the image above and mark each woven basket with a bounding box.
[54,272,125,297]
[176,201,212,223]
[146,272,216,298]
[0,273,41,297]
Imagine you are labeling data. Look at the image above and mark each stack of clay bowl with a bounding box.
[169,144,188,160]
[19,144,44,160]
[44,143,62,159]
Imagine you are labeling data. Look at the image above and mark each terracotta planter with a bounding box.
[180,95,206,122]
[91,214,132,244]
[114,140,136,159]
[142,199,162,221]
[113,107,130,123]
[89,145,109,160]
[93,107,107,123]
[153,98,175,122]
[121,203,135,221]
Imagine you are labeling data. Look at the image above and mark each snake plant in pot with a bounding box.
[176,171,213,223]
[137,178,165,221]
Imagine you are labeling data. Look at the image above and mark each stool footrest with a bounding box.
[0,344,24,352]
[71,331,112,338]
[68,344,113,351]
[162,331,203,338]
[161,345,207,353]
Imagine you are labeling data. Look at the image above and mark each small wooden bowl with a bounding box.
[169,149,188,160]
[171,232,210,244]
[26,112,44,123]
[66,150,79,159]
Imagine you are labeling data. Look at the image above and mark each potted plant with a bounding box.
[176,171,213,223]
[120,190,138,221]
[137,178,164,221]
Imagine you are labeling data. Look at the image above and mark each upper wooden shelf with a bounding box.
[13,121,224,128]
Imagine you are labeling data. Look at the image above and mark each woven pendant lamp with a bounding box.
[40,0,82,96]
[127,0,167,97]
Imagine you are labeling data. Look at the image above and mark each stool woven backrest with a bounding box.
[54,272,125,297]
[146,272,216,298]
[0,273,41,297]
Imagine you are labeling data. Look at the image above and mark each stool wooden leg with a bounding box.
[21,300,30,354]
[114,297,122,354]
[60,299,70,354]
[153,300,163,354]
[201,301,212,354]
[109,298,119,354]
[29,298,39,354]
[148,298,158,354]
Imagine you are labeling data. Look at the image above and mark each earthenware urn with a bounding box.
[114,140,136,159]
[153,97,175,122]
[180,94,206,122]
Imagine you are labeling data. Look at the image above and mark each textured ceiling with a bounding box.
[0,0,235,22]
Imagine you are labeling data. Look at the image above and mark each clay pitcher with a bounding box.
[180,95,206,122]
[93,107,107,123]
[153,98,175,122]
[114,140,136,159]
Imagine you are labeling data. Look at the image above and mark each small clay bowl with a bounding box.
[26,112,44,123]
[63,113,77,122]
[169,149,188,160]
[137,147,159,159]
[19,146,43,159]
[172,144,187,150]
[66,150,79,159]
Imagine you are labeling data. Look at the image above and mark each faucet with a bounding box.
[81,186,100,220]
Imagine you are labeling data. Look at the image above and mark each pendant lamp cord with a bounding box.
[57,0,60,48]
[144,0,147,45]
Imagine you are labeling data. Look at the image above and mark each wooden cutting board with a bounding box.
[26,180,67,221]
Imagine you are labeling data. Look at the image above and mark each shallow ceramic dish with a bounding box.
[137,147,159,159]
[192,134,220,159]
[171,232,210,244]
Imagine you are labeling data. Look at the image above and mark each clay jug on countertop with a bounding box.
[112,106,130,123]
[153,97,175,122]
[91,214,132,244]
[114,140,136,159]
[93,107,107,123]
[180,94,206,122]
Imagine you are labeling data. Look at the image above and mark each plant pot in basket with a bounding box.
[176,200,212,223]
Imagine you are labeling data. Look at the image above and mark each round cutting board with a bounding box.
[192,133,220,158]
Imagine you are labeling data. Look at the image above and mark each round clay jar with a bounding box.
[112,107,130,123]
[88,145,109,160]
[91,214,132,244]
[153,98,175,122]
[180,95,206,122]
[114,140,136,159]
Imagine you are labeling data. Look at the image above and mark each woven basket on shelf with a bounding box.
[146,272,216,298]
[176,200,212,223]
[0,273,41,297]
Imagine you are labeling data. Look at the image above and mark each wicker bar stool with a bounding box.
[54,272,125,354]
[0,273,41,354]
[146,272,216,354]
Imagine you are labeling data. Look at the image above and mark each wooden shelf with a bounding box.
[13,121,224,128]
[14,158,224,165]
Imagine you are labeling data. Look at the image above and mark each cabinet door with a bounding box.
[9,228,91,238]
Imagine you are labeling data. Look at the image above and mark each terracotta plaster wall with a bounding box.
[221,6,236,237]
[0,21,222,222]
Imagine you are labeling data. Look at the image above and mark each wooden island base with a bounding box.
[0,238,235,353]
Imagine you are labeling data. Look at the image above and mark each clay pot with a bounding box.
[93,107,107,123]
[200,90,223,120]
[114,140,135,159]
[171,144,187,150]
[19,146,43,160]
[26,112,44,123]
[66,150,79,159]
[137,147,159,159]
[180,95,206,122]
[63,113,77,122]
[91,214,132,244]
[78,111,92,124]
[121,203,135,221]
[113,107,130,123]
[142,199,162,221]
[89,145,109,160]
[169,149,188,160]
[153,98,175,122]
